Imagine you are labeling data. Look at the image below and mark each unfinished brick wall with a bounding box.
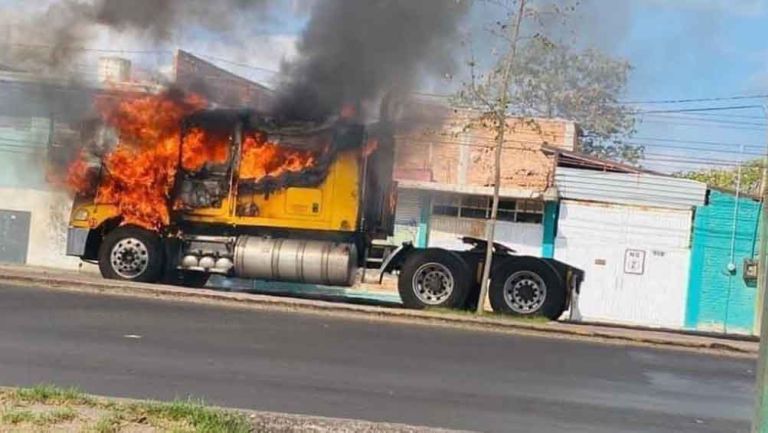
[395,110,573,192]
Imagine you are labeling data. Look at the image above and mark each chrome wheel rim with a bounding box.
[503,271,547,314]
[412,262,454,305]
[110,238,149,279]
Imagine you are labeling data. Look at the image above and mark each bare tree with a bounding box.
[455,0,635,313]
[455,0,528,314]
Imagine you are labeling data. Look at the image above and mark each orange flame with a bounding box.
[240,132,316,180]
[68,92,206,230]
[66,150,96,193]
[67,91,334,231]
[181,127,230,172]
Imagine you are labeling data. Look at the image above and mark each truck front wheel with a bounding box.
[398,249,471,310]
[98,226,164,283]
[489,258,565,320]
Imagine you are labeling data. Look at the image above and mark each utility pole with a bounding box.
[476,0,526,314]
[752,104,768,433]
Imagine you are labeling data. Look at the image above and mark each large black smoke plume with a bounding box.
[274,0,469,121]
[1,0,467,121]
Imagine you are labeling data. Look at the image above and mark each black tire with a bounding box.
[398,249,472,309]
[462,283,482,311]
[489,257,565,320]
[98,226,164,283]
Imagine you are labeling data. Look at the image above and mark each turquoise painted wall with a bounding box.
[416,192,431,248]
[686,190,761,334]
[541,201,558,258]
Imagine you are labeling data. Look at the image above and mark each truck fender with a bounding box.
[66,218,122,261]
[509,256,565,284]
[507,256,583,310]
[378,242,415,283]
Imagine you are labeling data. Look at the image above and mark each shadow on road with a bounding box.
[206,276,403,309]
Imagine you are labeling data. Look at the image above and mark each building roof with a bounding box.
[554,166,708,209]
[541,145,666,175]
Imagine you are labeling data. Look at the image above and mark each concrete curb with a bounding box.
[244,409,475,433]
[0,265,758,357]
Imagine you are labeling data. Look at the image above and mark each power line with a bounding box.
[623,94,768,105]
[633,135,766,149]
[394,135,762,167]
[637,119,766,132]
[196,55,279,74]
[641,113,766,127]
[631,143,764,157]
[657,111,767,121]
[635,105,765,114]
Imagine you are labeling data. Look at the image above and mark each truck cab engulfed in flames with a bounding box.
[66,108,397,287]
[65,99,582,320]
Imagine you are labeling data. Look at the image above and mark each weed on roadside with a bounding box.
[1,385,253,433]
[13,384,94,405]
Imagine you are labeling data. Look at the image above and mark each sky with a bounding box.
[612,0,768,173]
[0,0,766,174]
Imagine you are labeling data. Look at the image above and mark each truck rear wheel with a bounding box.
[398,249,471,309]
[489,258,565,320]
[98,226,164,283]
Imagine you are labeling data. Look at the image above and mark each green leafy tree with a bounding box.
[456,11,639,163]
[676,160,764,195]
[509,37,639,162]
[451,0,640,313]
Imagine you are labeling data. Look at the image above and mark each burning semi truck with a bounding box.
[64,93,583,319]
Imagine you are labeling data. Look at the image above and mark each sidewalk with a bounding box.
[0,263,758,357]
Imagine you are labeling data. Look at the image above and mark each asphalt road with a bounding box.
[0,284,755,433]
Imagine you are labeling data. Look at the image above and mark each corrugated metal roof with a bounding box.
[555,167,707,209]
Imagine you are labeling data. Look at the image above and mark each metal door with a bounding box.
[0,209,31,264]
[555,200,692,328]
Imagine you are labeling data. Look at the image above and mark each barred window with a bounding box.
[432,193,544,224]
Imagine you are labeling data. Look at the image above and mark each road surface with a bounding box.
[0,284,755,433]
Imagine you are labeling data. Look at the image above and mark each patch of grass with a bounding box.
[92,412,124,433]
[1,386,252,433]
[127,399,252,433]
[13,383,94,405]
[1,409,36,425]
[1,407,77,426]
[425,307,551,323]
[45,407,78,424]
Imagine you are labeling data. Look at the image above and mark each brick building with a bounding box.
[175,50,275,111]
[391,101,577,256]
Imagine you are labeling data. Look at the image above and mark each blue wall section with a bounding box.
[416,192,431,248]
[686,190,761,334]
[541,201,558,258]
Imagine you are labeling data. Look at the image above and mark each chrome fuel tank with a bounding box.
[234,236,357,286]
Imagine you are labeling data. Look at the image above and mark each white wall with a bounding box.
[0,187,89,271]
[555,200,692,328]
[430,215,543,256]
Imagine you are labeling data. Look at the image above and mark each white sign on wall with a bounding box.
[624,249,646,275]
